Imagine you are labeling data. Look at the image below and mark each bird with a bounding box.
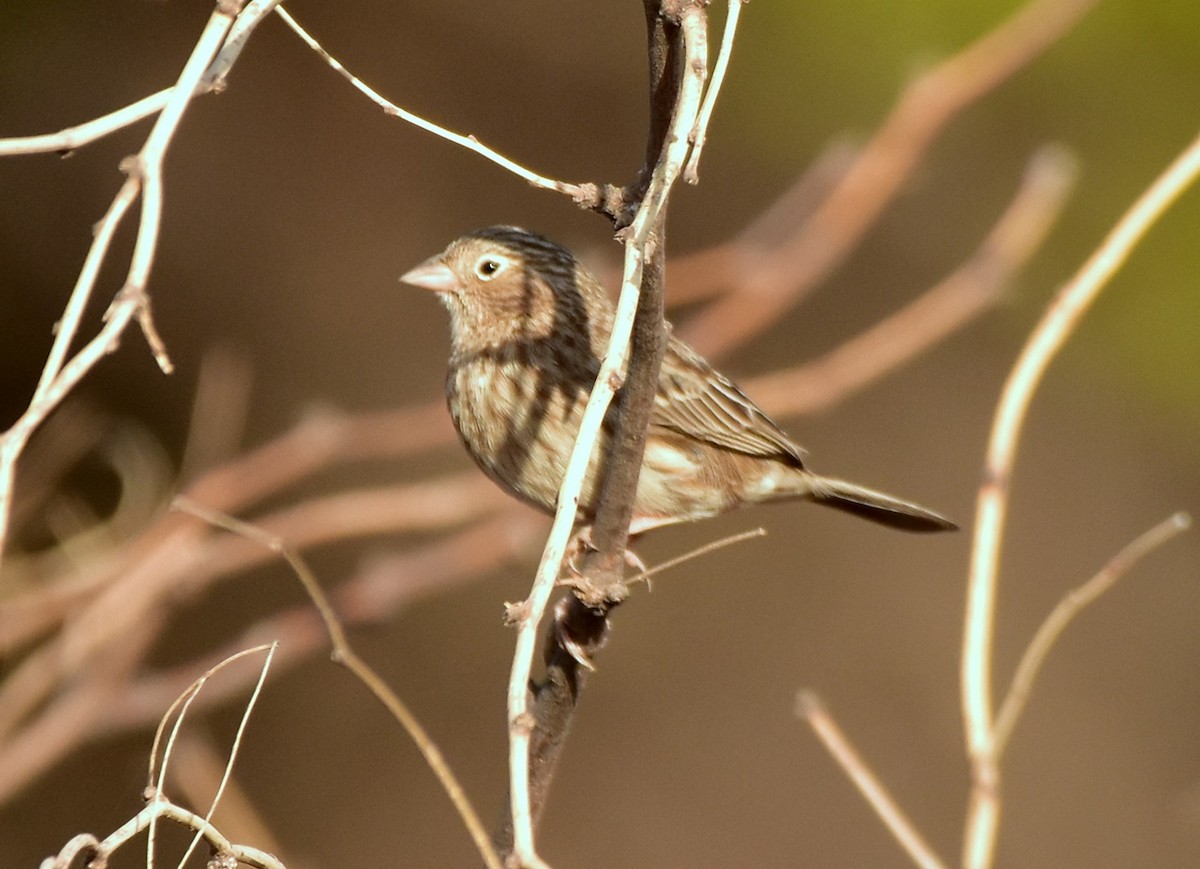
[400,225,955,551]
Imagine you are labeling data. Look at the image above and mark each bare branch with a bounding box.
[40,801,285,869]
[744,145,1077,417]
[274,7,593,205]
[173,498,504,869]
[683,0,744,183]
[0,90,171,157]
[0,1,250,566]
[151,644,276,869]
[679,0,1097,358]
[798,691,947,869]
[503,5,710,863]
[992,512,1191,757]
[961,129,1200,869]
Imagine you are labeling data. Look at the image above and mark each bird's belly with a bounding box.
[448,357,592,515]
[628,437,733,527]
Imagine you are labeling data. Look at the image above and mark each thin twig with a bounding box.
[744,145,1077,417]
[0,1,247,566]
[797,691,946,869]
[622,527,766,587]
[0,1,280,159]
[146,644,275,867]
[273,7,588,202]
[683,0,744,183]
[167,734,286,861]
[0,90,170,157]
[961,129,1200,869]
[679,0,1097,358]
[205,0,284,88]
[41,802,284,869]
[177,645,276,869]
[172,497,504,869]
[992,512,1191,757]
[0,182,137,564]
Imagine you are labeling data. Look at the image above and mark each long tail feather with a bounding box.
[808,476,957,533]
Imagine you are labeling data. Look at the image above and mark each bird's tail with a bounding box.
[807,476,956,533]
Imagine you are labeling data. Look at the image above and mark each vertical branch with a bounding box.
[583,0,683,586]
[960,129,1200,869]
[501,3,712,867]
[0,0,253,566]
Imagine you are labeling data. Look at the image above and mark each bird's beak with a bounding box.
[400,256,458,294]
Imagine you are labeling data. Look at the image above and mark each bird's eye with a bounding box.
[474,256,505,280]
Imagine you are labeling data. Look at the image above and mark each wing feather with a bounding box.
[652,337,806,466]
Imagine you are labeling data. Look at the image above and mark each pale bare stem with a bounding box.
[744,145,1077,418]
[992,512,1191,757]
[0,3,246,569]
[684,0,744,184]
[961,130,1200,869]
[39,833,101,869]
[680,0,1097,357]
[0,90,171,156]
[0,1,278,156]
[962,789,1000,869]
[120,3,246,374]
[797,692,947,869]
[621,527,766,587]
[0,0,277,155]
[273,8,584,200]
[177,645,277,869]
[146,644,276,867]
[504,8,709,865]
[1,1,275,569]
[168,734,285,859]
[205,0,284,88]
[0,293,139,570]
[41,803,285,869]
[171,498,504,869]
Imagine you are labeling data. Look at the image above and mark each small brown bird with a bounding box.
[401,226,954,543]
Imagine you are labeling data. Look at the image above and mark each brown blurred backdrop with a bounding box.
[2,1,1199,866]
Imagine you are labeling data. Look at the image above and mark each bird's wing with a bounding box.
[651,337,807,465]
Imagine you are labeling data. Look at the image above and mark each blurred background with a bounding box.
[1,1,1198,866]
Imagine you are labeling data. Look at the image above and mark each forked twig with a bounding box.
[41,802,283,869]
[992,512,1191,756]
[0,0,251,565]
[172,496,503,869]
[961,129,1200,869]
[155,644,276,869]
[42,643,281,869]
[684,0,744,183]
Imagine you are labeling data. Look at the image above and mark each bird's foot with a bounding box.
[562,526,647,581]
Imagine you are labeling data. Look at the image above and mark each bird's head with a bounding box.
[401,226,606,356]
